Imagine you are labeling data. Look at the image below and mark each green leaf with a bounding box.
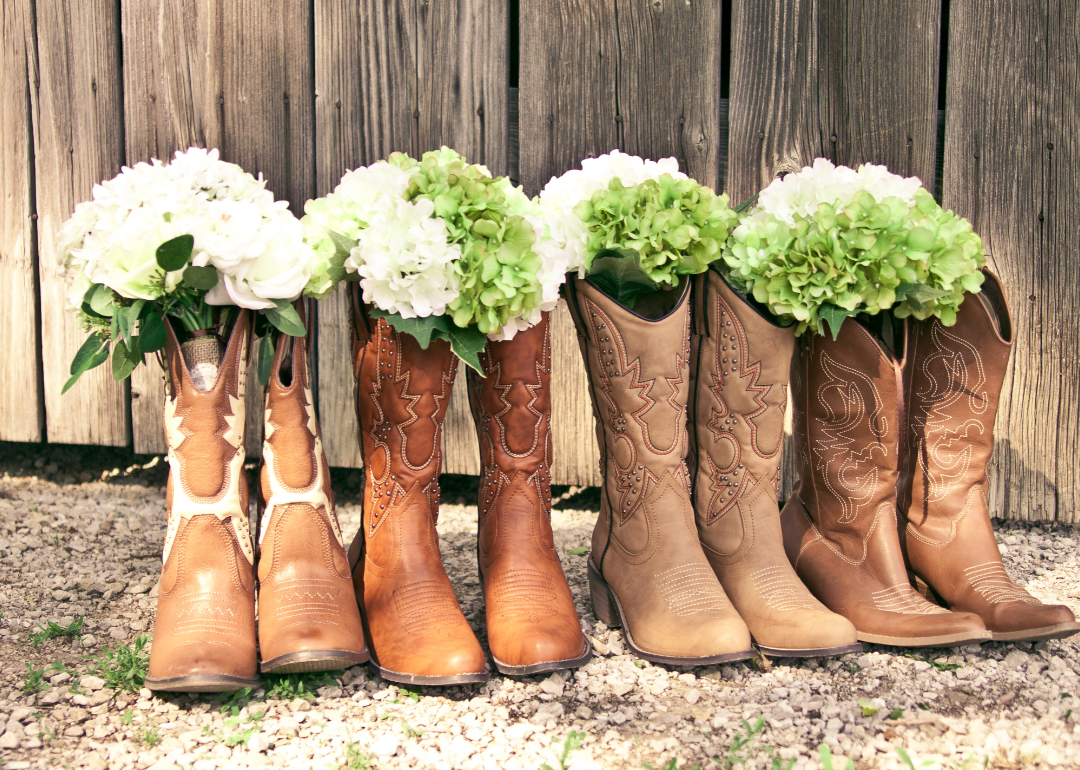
[89,284,117,318]
[182,265,219,291]
[586,248,661,309]
[138,311,167,353]
[566,546,589,556]
[257,333,275,387]
[818,303,858,340]
[156,234,194,272]
[857,699,880,717]
[440,323,488,374]
[111,337,143,382]
[368,308,451,349]
[263,299,306,337]
[887,708,904,720]
[733,193,759,214]
[328,229,358,259]
[114,305,131,345]
[68,333,110,377]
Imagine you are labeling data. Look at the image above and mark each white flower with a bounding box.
[206,216,314,310]
[537,150,686,275]
[348,196,460,319]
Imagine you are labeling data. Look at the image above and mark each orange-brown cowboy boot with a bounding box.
[467,312,592,675]
[689,269,861,657]
[346,291,488,686]
[565,276,753,665]
[899,271,1079,642]
[256,304,369,673]
[780,315,990,647]
[146,311,261,692]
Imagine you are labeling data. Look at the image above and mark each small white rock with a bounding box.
[685,688,701,705]
[79,675,107,691]
[369,733,400,758]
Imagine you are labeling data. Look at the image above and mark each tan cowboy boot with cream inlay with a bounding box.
[146,311,261,692]
[256,303,369,673]
[899,270,1079,642]
[689,269,861,657]
[565,276,753,665]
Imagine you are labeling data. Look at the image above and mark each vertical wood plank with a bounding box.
[519,0,724,486]
[123,0,315,458]
[943,0,1080,523]
[728,0,942,501]
[0,0,44,442]
[33,0,129,446]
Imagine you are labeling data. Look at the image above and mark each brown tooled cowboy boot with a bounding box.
[256,304,369,673]
[899,271,1079,642]
[689,270,861,657]
[780,315,990,647]
[146,311,261,692]
[565,276,753,665]
[467,312,592,675]
[346,292,488,686]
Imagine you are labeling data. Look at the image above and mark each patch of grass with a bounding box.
[888,708,905,720]
[542,730,586,770]
[644,761,699,770]
[120,710,135,725]
[263,670,339,701]
[905,653,961,671]
[137,723,162,748]
[22,663,46,695]
[818,744,854,770]
[710,717,794,770]
[222,709,264,747]
[213,687,254,714]
[896,746,938,770]
[84,635,150,692]
[846,664,862,674]
[400,721,424,740]
[345,743,375,770]
[29,616,84,647]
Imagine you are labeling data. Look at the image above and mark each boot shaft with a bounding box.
[689,269,793,522]
[900,270,1013,528]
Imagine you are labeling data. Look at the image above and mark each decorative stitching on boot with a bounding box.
[655,564,732,617]
[491,570,559,622]
[965,562,1042,606]
[871,584,950,615]
[393,581,467,635]
[750,566,819,611]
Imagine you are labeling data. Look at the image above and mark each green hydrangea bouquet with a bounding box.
[538,151,739,307]
[722,159,986,337]
[303,147,568,370]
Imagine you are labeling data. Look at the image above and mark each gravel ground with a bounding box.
[1,441,1079,770]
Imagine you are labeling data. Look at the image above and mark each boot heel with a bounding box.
[587,560,621,628]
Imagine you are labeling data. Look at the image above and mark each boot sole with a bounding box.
[371,658,490,687]
[857,630,992,648]
[493,638,594,677]
[991,622,1080,642]
[260,649,370,675]
[756,643,864,658]
[145,674,261,693]
[588,561,755,666]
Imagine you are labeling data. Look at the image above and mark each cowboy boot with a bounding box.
[256,304,370,673]
[780,315,991,647]
[346,291,488,686]
[689,269,861,657]
[467,312,592,675]
[146,311,261,692]
[899,271,1079,642]
[565,276,753,665]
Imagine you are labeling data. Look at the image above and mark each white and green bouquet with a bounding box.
[302,147,570,371]
[57,148,327,392]
[538,150,740,307]
[722,158,985,337]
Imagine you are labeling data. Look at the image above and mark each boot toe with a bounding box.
[490,625,588,671]
[149,644,258,683]
[752,609,859,655]
[856,608,990,647]
[630,611,752,662]
[986,602,1080,640]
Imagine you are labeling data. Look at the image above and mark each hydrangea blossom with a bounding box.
[723,159,985,335]
[57,147,322,312]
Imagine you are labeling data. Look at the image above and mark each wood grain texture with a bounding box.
[123,0,315,457]
[0,0,43,442]
[33,0,129,446]
[314,0,507,473]
[727,0,941,202]
[518,0,724,486]
[943,0,1080,522]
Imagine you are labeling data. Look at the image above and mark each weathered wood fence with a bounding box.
[2,0,1077,522]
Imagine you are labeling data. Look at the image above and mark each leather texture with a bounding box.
[257,305,369,671]
[780,315,990,646]
[566,277,752,661]
[899,271,1077,639]
[148,312,259,689]
[348,295,487,683]
[467,312,591,673]
[689,270,859,654]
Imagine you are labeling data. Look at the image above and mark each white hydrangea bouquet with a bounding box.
[722,158,986,338]
[302,147,569,371]
[538,150,739,308]
[57,148,328,392]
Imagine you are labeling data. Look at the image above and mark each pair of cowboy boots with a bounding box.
[146,308,367,692]
[346,290,590,685]
[782,270,1078,646]
[564,272,859,664]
